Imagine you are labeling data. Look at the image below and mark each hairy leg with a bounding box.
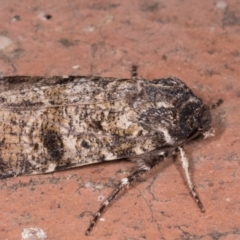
[131,65,138,80]
[85,154,166,235]
[178,147,205,212]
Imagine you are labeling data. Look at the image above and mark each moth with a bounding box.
[0,67,221,235]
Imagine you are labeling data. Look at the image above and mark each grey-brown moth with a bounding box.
[0,68,221,235]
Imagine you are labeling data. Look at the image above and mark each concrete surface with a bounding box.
[0,0,240,239]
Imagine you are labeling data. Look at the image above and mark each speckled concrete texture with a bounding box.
[0,0,240,239]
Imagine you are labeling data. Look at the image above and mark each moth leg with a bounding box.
[85,155,165,235]
[178,147,205,212]
[131,65,138,80]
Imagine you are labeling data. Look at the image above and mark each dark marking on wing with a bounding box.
[43,130,64,161]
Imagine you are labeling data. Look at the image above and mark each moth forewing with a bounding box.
[0,75,213,235]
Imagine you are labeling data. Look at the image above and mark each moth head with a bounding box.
[177,101,212,141]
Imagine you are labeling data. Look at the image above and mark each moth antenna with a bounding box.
[131,65,138,80]
[85,155,166,235]
[210,99,223,109]
[178,147,205,212]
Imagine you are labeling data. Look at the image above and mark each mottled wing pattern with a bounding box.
[0,77,151,178]
[0,76,211,179]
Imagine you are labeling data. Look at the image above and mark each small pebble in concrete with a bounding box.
[0,36,13,50]
[21,228,47,240]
